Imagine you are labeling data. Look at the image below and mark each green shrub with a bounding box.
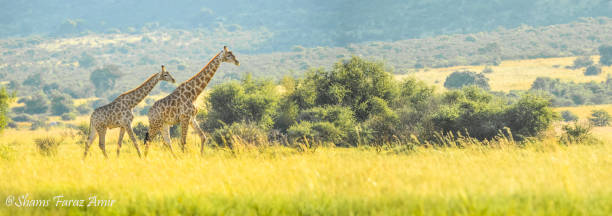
[589,109,611,126]
[598,45,612,66]
[0,86,15,133]
[504,94,556,140]
[34,136,63,156]
[211,122,269,148]
[560,110,579,122]
[584,65,602,76]
[571,56,593,69]
[20,92,50,114]
[76,103,93,115]
[132,122,149,140]
[61,112,77,120]
[560,122,600,145]
[50,93,75,115]
[444,70,490,90]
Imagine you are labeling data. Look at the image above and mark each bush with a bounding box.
[589,109,611,126]
[504,94,556,140]
[50,93,75,115]
[132,122,149,140]
[481,66,494,74]
[598,45,612,66]
[21,92,50,114]
[584,65,602,76]
[571,56,593,69]
[560,110,578,122]
[61,112,77,120]
[0,86,15,133]
[34,136,63,156]
[90,64,123,97]
[444,70,490,90]
[30,116,48,130]
[76,103,93,115]
[211,122,269,148]
[560,122,600,145]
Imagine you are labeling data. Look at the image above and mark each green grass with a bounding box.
[1,127,611,215]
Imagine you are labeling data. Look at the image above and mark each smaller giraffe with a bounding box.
[84,65,176,158]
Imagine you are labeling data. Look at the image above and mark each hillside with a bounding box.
[4,18,612,99]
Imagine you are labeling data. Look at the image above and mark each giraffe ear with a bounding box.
[161,65,166,72]
[223,46,228,52]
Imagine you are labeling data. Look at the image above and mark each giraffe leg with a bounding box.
[144,126,159,158]
[116,128,125,157]
[125,126,142,158]
[179,121,189,153]
[98,129,108,158]
[161,125,176,157]
[83,127,97,159]
[190,118,207,155]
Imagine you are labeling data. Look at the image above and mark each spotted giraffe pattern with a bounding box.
[144,46,239,156]
[84,65,176,158]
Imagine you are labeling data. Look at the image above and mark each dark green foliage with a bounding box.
[76,104,93,115]
[287,106,356,146]
[30,116,48,130]
[529,76,612,106]
[211,122,268,147]
[61,112,76,120]
[584,65,602,76]
[34,136,63,156]
[504,94,556,140]
[560,110,579,122]
[444,70,490,90]
[132,122,149,140]
[589,109,611,126]
[204,75,280,130]
[481,66,494,74]
[20,92,50,114]
[560,122,599,145]
[49,93,75,116]
[598,45,612,66]
[90,65,123,97]
[78,52,96,68]
[23,73,43,87]
[571,56,593,69]
[11,114,33,122]
[0,86,15,133]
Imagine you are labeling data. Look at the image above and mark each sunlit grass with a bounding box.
[398,56,611,92]
[0,127,611,215]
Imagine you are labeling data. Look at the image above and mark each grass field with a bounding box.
[0,127,611,215]
[397,56,611,92]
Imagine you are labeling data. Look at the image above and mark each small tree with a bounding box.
[50,93,75,116]
[0,86,16,133]
[21,92,50,114]
[598,45,612,66]
[572,56,593,69]
[90,65,123,97]
[584,65,602,76]
[589,109,611,126]
[444,70,490,90]
[560,110,578,122]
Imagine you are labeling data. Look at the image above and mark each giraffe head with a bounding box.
[159,65,176,83]
[221,46,240,66]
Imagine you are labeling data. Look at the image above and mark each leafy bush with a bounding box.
[61,112,77,120]
[481,66,494,74]
[571,56,593,69]
[529,76,612,106]
[90,64,123,97]
[211,122,269,148]
[598,45,612,66]
[50,93,75,115]
[20,92,50,114]
[34,136,63,156]
[0,86,15,133]
[560,122,600,145]
[444,70,490,90]
[76,103,93,115]
[560,110,579,122]
[589,109,611,126]
[584,65,602,76]
[132,122,149,140]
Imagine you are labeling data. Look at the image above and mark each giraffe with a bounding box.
[143,46,239,156]
[84,65,176,158]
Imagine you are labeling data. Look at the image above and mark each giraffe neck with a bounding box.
[177,51,223,101]
[116,73,161,108]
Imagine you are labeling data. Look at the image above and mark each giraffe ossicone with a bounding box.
[84,65,176,158]
[144,46,239,157]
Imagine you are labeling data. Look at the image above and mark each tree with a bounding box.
[49,93,75,116]
[20,92,50,114]
[78,52,96,68]
[560,110,578,122]
[598,45,612,66]
[90,65,123,96]
[0,86,15,133]
[589,109,611,127]
[584,65,602,76]
[444,70,490,90]
[23,73,43,87]
[572,56,593,69]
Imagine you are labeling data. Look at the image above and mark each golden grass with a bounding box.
[0,127,611,215]
[554,104,612,119]
[397,56,611,92]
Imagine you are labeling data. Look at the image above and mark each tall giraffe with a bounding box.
[84,65,176,158]
[143,46,239,156]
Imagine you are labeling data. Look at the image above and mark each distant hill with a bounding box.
[3,0,612,52]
